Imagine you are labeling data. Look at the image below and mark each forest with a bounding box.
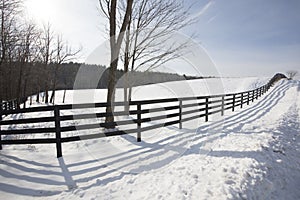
[1,61,205,103]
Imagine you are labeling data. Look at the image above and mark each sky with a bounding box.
[23,0,300,77]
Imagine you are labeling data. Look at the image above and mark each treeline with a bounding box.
[0,0,81,104]
[1,61,207,102]
[72,63,202,89]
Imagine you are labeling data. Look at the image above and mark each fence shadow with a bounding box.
[1,80,298,197]
[0,154,63,196]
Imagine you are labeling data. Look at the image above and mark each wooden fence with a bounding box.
[0,82,272,157]
[1,99,19,112]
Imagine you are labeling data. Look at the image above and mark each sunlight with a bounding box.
[24,0,56,24]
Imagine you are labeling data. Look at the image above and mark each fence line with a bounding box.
[1,99,19,112]
[0,82,272,157]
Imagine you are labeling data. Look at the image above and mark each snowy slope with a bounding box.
[1,78,300,200]
[32,77,269,104]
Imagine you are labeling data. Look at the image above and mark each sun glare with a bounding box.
[24,0,55,24]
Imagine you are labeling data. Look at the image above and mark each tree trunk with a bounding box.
[36,77,40,102]
[123,25,130,113]
[127,59,136,109]
[124,77,129,112]
[36,92,39,102]
[45,87,49,103]
[50,90,55,104]
[30,92,32,105]
[62,89,66,103]
[128,84,132,104]
[123,50,129,113]
[45,67,49,103]
[104,0,133,127]
[50,66,58,104]
[50,72,57,104]
[17,62,24,102]
[22,76,28,109]
[105,59,118,127]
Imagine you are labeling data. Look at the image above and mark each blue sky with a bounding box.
[189,0,300,76]
[24,0,300,77]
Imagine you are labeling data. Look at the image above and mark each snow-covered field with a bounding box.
[1,77,300,200]
[57,77,269,104]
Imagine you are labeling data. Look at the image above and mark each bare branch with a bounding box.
[122,0,193,73]
[286,70,298,80]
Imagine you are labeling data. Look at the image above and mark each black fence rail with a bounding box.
[0,82,272,157]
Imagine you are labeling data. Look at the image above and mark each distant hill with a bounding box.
[55,63,207,89]
[1,62,210,101]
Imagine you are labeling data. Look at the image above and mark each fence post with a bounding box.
[137,103,141,142]
[247,91,250,105]
[54,106,62,158]
[259,87,262,97]
[15,99,19,109]
[256,89,259,100]
[241,93,243,108]
[232,94,236,112]
[179,100,182,129]
[205,97,209,122]
[221,96,225,116]
[252,90,255,102]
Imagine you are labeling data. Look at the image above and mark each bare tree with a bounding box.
[0,1,81,106]
[0,0,21,64]
[16,22,40,107]
[122,0,193,111]
[99,0,133,127]
[49,34,81,104]
[286,70,298,80]
[0,0,21,102]
[37,23,55,103]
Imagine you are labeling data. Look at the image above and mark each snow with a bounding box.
[1,77,300,199]
[41,77,269,104]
